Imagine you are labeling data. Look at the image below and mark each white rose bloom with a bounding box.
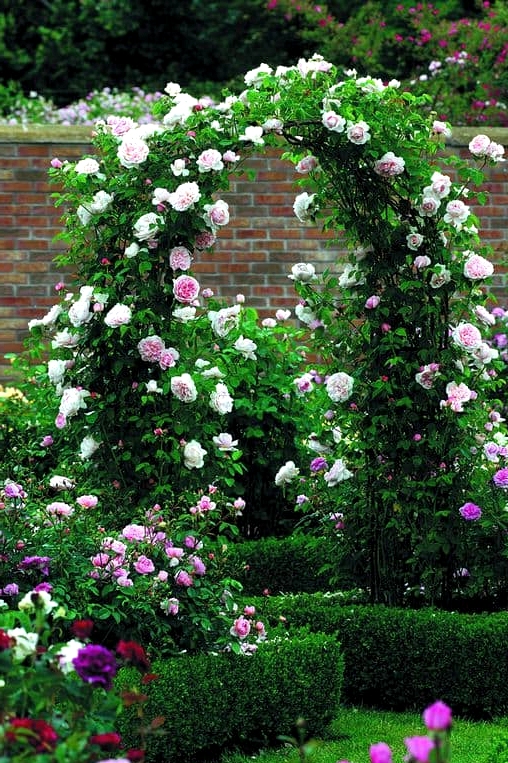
[288,262,317,283]
[125,242,140,258]
[208,305,241,337]
[201,366,225,379]
[244,63,273,86]
[7,627,39,662]
[49,475,75,491]
[234,336,257,360]
[28,303,63,330]
[294,303,317,326]
[238,125,265,145]
[59,387,89,419]
[47,359,67,386]
[133,212,163,241]
[56,639,85,674]
[275,460,300,486]
[173,306,197,322]
[18,589,58,615]
[324,458,353,486]
[146,379,163,394]
[79,435,101,460]
[51,329,80,349]
[293,192,317,222]
[209,382,234,414]
[183,439,207,469]
[77,204,92,225]
[68,296,93,327]
[326,371,354,403]
[338,263,365,288]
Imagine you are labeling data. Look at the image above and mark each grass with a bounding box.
[221,706,508,763]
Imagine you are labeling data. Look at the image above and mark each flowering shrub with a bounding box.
[266,0,508,126]
[0,590,151,762]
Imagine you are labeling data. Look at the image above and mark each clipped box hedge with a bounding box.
[246,592,508,719]
[116,630,344,762]
[226,534,343,595]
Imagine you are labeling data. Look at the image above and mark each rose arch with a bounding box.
[29,55,507,606]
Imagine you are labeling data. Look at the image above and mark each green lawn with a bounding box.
[222,707,508,763]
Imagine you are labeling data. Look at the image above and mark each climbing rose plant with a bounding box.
[25,54,507,608]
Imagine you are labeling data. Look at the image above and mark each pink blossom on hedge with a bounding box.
[424,171,452,199]
[422,700,452,731]
[365,295,380,309]
[169,246,192,270]
[122,524,147,541]
[469,133,491,156]
[326,371,354,402]
[76,495,98,508]
[117,136,149,168]
[493,467,508,488]
[171,373,198,403]
[322,111,346,132]
[451,322,483,352]
[159,347,179,370]
[168,181,201,211]
[175,570,193,587]
[373,151,405,177]
[134,555,155,574]
[295,155,318,173]
[459,502,482,520]
[194,230,216,249]
[440,381,475,412]
[415,363,440,389]
[173,274,200,303]
[203,199,230,229]
[406,232,424,250]
[347,121,371,144]
[104,303,132,327]
[196,148,224,172]
[106,115,137,136]
[413,255,431,269]
[418,195,440,216]
[74,158,100,175]
[46,501,74,518]
[463,253,494,280]
[443,199,470,228]
[230,615,251,639]
[138,335,165,363]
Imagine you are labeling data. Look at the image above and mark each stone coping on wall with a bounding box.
[1,124,507,148]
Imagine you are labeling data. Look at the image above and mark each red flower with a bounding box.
[0,628,13,650]
[116,640,151,672]
[70,619,94,639]
[89,731,122,749]
[126,749,145,761]
[6,718,58,752]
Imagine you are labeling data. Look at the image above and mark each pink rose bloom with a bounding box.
[117,576,133,587]
[157,570,169,582]
[152,187,172,206]
[175,569,193,587]
[369,741,392,763]
[468,133,491,156]
[171,372,198,402]
[104,303,132,328]
[223,150,240,163]
[165,546,184,562]
[406,232,424,250]
[441,381,475,412]
[159,347,179,370]
[168,181,201,211]
[326,371,354,402]
[46,501,74,517]
[134,555,155,574]
[346,121,370,145]
[443,199,470,228]
[117,136,149,168]
[463,253,494,280]
[106,115,137,135]
[404,736,434,763]
[244,605,256,616]
[231,615,251,639]
[169,246,192,270]
[190,555,206,575]
[459,502,482,520]
[122,524,147,541]
[138,335,165,363]
[102,538,127,555]
[194,230,216,249]
[91,552,110,568]
[485,141,504,161]
[76,495,99,508]
[50,157,63,168]
[493,467,508,488]
[474,305,495,326]
[173,275,200,303]
[321,111,346,132]
[164,597,179,615]
[413,255,431,269]
[365,295,380,309]
[418,196,440,216]
[204,199,230,228]
[423,700,452,731]
[415,364,440,389]
[373,151,405,177]
[424,171,451,199]
[40,435,54,447]
[451,322,482,351]
[196,148,224,172]
[295,155,318,173]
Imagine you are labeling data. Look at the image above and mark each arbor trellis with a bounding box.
[28,55,508,608]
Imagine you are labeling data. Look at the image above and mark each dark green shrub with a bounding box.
[246,593,508,718]
[115,631,344,762]
[226,535,346,594]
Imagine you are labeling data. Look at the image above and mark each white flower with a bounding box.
[173,306,197,322]
[56,639,85,674]
[133,212,163,241]
[125,242,140,258]
[74,158,100,175]
[429,265,451,289]
[201,366,225,379]
[294,303,317,326]
[322,110,346,133]
[49,475,75,491]
[234,336,257,360]
[89,190,114,213]
[208,304,241,337]
[244,63,273,86]
[171,373,197,402]
[275,460,300,486]
[183,440,207,469]
[238,125,264,145]
[104,303,132,327]
[146,379,163,394]
[288,262,317,283]
[170,158,190,176]
[213,432,239,451]
[79,435,101,460]
[47,359,67,386]
[326,371,354,402]
[28,303,63,330]
[59,387,89,419]
[18,589,58,615]
[209,382,234,414]
[323,459,353,486]
[338,263,365,288]
[293,192,317,222]
[7,627,39,662]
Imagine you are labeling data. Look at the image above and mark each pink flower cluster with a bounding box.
[137,335,180,370]
[440,381,477,412]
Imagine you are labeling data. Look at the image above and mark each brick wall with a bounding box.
[1,125,507,381]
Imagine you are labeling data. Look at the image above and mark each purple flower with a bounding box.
[34,582,53,592]
[4,482,25,498]
[72,644,117,690]
[2,583,19,596]
[493,468,508,488]
[296,494,309,505]
[18,556,51,576]
[459,502,482,521]
[310,457,328,472]
[40,435,54,447]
